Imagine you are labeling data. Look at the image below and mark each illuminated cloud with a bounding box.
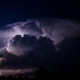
[0,18,80,76]
[0,18,80,55]
[0,18,79,48]
[6,34,55,56]
[0,35,57,69]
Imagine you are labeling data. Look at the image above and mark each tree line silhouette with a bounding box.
[0,65,80,80]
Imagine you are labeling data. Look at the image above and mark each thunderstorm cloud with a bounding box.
[0,18,80,48]
[0,18,80,68]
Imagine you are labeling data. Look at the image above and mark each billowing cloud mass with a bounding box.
[0,19,80,75]
[7,34,55,56]
[0,18,80,49]
[0,35,57,71]
[0,18,80,61]
[0,19,79,58]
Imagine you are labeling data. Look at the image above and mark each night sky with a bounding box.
[0,0,80,77]
[0,0,80,26]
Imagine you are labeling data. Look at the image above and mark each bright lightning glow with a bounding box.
[6,43,11,52]
[12,26,24,37]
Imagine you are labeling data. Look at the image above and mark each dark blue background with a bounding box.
[0,0,80,26]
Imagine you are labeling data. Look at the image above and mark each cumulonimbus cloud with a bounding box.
[0,18,80,71]
[0,18,80,55]
[6,34,56,56]
[1,34,56,67]
[0,18,80,48]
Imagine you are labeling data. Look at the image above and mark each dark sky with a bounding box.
[0,0,80,76]
[0,0,80,26]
